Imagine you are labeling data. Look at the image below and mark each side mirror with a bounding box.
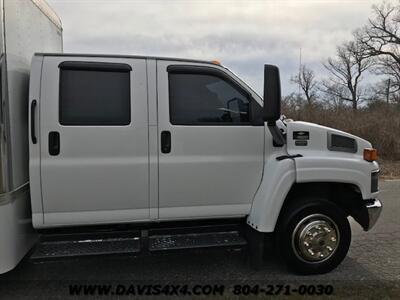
[263,64,285,147]
[263,64,281,124]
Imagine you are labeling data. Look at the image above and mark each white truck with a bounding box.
[0,0,381,275]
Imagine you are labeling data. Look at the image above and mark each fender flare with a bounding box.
[247,156,379,233]
[247,156,296,232]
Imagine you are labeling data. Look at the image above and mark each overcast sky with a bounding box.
[47,0,392,95]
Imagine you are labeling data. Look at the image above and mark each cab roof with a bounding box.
[34,53,219,66]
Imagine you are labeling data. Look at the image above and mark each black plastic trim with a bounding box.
[48,131,60,156]
[371,170,379,193]
[161,131,171,153]
[58,61,132,72]
[30,100,37,144]
[276,154,302,161]
[167,65,251,98]
[263,64,281,123]
[268,122,285,147]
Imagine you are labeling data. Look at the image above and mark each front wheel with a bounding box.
[277,197,351,275]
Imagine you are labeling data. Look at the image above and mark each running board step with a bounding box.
[149,231,247,251]
[30,236,141,260]
[30,227,247,260]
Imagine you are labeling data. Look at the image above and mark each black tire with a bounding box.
[276,197,351,275]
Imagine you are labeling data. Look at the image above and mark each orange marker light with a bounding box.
[211,60,221,65]
[363,148,377,162]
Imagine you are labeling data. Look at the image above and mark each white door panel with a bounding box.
[157,61,264,219]
[40,56,149,226]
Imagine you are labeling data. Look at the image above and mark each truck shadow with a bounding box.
[1,247,380,282]
[0,248,394,299]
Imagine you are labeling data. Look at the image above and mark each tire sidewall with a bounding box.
[278,198,351,275]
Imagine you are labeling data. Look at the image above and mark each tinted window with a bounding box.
[169,73,250,125]
[59,63,131,125]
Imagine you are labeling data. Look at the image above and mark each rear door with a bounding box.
[157,61,264,219]
[39,56,149,226]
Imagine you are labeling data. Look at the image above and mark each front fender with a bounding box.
[247,154,379,233]
[295,156,379,200]
[247,155,296,232]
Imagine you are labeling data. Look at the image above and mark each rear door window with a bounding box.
[59,62,131,126]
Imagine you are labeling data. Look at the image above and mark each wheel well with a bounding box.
[278,182,368,230]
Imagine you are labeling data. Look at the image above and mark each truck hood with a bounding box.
[285,121,372,158]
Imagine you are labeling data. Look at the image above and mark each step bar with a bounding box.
[30,221,248,261]
[31,237,141,260]
[149,231,246,251]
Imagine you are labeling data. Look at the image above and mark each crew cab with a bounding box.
[0,0,381,275]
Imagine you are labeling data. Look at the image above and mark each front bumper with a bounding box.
[363,198,382,231]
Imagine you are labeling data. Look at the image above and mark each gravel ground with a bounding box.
[0,180,399,299]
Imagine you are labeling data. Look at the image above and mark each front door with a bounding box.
[40,57,149,226]
[157,61,264,219]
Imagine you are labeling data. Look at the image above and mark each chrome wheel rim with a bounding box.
[292,214,340,263]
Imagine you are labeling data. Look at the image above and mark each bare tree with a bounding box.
[368,52,400,101]
[282,92,305,111]
[290,64,318,105]
[368,79,390,102]
[321,41,371,110]
[366,77,400,104]
[355,2,400,92]
[319,82,349,110]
